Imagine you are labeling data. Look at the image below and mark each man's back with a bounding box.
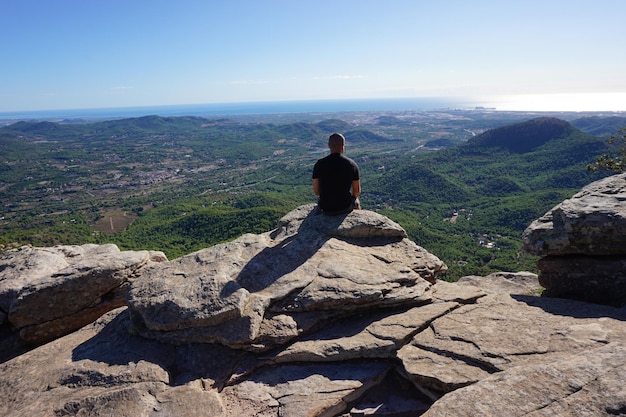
[312,152,360,212]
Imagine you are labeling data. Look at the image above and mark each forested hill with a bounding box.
[0,113,618,280]
[571,116,626,137]
[468,117,575,153]
[371,117,608,207]
[368,117,611,278]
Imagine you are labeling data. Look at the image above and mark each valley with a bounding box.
[1,109,624,279]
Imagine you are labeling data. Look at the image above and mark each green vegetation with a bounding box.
[588,127,626,173]
[0,111,621,281]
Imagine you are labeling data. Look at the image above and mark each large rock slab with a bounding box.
[0,308,236,417]
[2,274,626,416]
[523,173,626,256]
[4,199,626,416]
[398,291,626,397]
[456,271,540,295]
[220,361,391,417]
[128,205,446,349]
[0,307,391,417]
[272,302,459,364]
[0,244,166,360]
[422,342,626,417]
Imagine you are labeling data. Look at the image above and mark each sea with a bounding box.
[0,97,488,123]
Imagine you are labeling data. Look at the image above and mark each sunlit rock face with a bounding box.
[523,173,626,306]
[2,203,626,417]
[127,204,447,350]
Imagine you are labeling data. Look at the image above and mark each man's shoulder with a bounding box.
[316,153,358,168]
[341,154,359,168]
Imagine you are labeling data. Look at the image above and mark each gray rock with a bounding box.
[4,277,626,417]
[398,291,626,398]
[220,361,391,417]
[522,174,626,306]
[272,302,458,363]
[128,205,446,349]
[538,254,626,306]
[0,244,166,353]
[0,308,229,417]
[523,173,626,256]
[3,202,626,416]
[457,271,540,295]
[421,342,626,417]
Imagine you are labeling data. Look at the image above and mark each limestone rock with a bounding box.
[538,255,626,306]
[422,342,626,417]
[0,244,166,360]
[3,202,626,416]
[220,361,391,417]
[0,308,230,417]
[4,276,626,417]
[272,302,458,364]
[522,173,626,306]
[397,291,626,398]
[456,271,540,295]
[523,173,626,256]
[128,205,446,349]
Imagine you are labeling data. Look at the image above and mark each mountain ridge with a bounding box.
[467,116,577,153]
[0,113,617,279]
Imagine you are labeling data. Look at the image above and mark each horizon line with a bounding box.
[1,94,625,120]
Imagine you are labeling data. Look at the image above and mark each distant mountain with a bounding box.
[375,116,403,126]
[343,129,395,143]
[468,117,576,153]
[315,119,353,132]
[571,116,626,137]
[373,117,608,206]
[0,113,616,281]
[3,120,81,136]
[275,122,325,138]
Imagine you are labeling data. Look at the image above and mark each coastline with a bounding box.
[0,97,482,123]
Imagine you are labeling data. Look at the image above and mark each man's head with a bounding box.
[328,133,345,153]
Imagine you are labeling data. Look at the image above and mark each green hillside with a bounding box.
[370,117,609,278]
[0,113,618,280]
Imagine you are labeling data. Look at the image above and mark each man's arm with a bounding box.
[351,180,361,198]
[312,178,321,196]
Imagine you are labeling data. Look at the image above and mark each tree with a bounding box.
[588,127,626,173]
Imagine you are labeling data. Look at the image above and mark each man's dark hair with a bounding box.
[328,133,345,153]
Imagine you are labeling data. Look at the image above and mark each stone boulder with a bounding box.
[523,173,626,306]
[127,204,447,350]
[0,243,167,362]
[2,205,626,416]
[2,273,626,416]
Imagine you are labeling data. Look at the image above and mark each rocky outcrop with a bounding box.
[0,243,167,362]
[1,204,626,416]
[127,205,446,350]
[523,173,626,306]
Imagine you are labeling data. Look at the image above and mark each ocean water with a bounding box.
[0,97,481,122]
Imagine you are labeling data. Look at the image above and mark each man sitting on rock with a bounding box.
[312,132,361,215]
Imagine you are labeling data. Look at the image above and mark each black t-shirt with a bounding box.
[312,152,360,211]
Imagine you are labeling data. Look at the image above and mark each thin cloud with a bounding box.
[312,75,366,80]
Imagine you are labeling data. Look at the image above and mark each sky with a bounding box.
[1,0,625,113]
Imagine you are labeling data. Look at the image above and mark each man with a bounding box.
[312,132,361,214]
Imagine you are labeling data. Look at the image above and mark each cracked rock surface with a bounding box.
[2,205,626,416]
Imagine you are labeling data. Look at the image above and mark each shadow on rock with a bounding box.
[512,294,626,321]
[71,309,256,390]
[236,209,343,292]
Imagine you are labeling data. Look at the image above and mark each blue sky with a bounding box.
[2,0,625,112]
